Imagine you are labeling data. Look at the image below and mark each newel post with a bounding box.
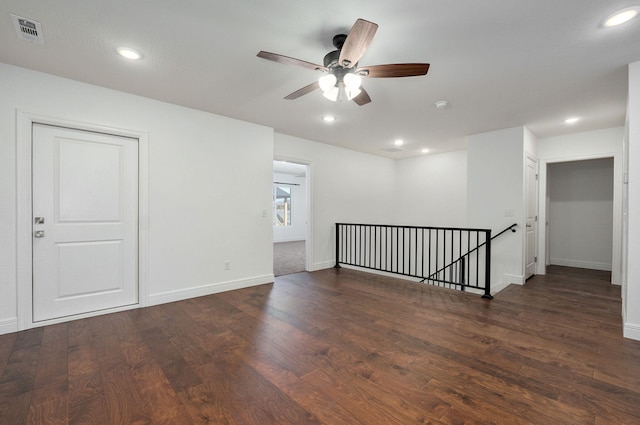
[482,229,493,299]
[335,223,342,268]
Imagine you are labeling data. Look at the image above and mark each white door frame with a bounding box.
[273,156,313,272]
[538,152,620,284]
[524,153,539,280]
[16,110,149,330]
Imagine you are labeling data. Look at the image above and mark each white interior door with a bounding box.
[525,155,538,279]
[32,124,139,322]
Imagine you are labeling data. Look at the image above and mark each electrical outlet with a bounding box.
[224,260,231,270]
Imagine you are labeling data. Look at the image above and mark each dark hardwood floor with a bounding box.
[1,266,639,424]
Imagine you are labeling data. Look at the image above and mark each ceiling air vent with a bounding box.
[381,147,404,153]
[10,14,44,45]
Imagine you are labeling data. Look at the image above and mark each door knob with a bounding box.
[34,230,45,238]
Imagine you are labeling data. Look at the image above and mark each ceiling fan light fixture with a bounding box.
[319,74,337,92]
[346,87,362,101]
[343,73,362,91]
[323,86,339,101]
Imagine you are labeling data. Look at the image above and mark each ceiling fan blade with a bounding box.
[338,19,378,69]
[352,87,371,106]
[358,63,430,78]
[257,51,327,72]
[284,82,320,100]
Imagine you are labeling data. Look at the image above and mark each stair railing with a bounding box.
[335,223,517,299]
[422,223,517,299]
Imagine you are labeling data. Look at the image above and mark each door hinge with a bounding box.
[534,256,538,262]
[535,173,539,180]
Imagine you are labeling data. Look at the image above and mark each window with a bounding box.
[273,184,292,226]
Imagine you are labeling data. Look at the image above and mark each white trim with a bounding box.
[524,153,539,280]
[16,110,150,330]
[491,280,511,294]
[273,155,313,273]
[503,273,525,285]
[313,260,335,271]
[148,274,274,306]
[273,238,306,243]
[339,264,486,296]
[339,264,423,282]
[538,152,620,283]
[623,322,640,341]
[28,305,140,330]
[549,258,612,271]
[490,273,524,295]
[0,318,18,335]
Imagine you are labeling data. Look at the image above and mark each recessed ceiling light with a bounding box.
[603,7,640,27]
[434,100,449,109]
[564,117,580,124]
[322,115,336,123]
[116,47,143,60]
[394,139,404,146]
[421,148,430,154]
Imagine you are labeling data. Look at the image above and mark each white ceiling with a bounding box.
[1,1,639,158]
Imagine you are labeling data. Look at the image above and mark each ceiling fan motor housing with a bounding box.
[324,34,359,84]
[323,50,340,68]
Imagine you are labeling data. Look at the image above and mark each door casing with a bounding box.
[525,154,539,280]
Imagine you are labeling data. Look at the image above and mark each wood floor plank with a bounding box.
[137,326,203,393]
[0,328,43,393]
[68,371,107,425]
[2,265,640,424]
[0,332,17,378]
[27,324,69,425]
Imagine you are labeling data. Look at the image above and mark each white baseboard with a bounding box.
[503,273,525,285]
[0,317,18,335]
[339,264,423,282]
[491,280,510,294]
[311,260,336,271]
[487,274,524,295]
[550,258,612,271]
[148,274,274,306]
[624,322,640,341]
[338,264,486,296]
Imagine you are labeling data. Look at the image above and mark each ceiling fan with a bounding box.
[257,18,430,106]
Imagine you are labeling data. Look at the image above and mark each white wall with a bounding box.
[0,63,274,334]
[625,61,640,340]
[273,172,308,242]
[467,127,526,291]
[538,127,624,284]
[548,158,614,270]
[274,133,397,270]
[394,150,467,226]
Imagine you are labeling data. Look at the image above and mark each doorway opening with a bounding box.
[273,160,309,276]
[546,157,614,274]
